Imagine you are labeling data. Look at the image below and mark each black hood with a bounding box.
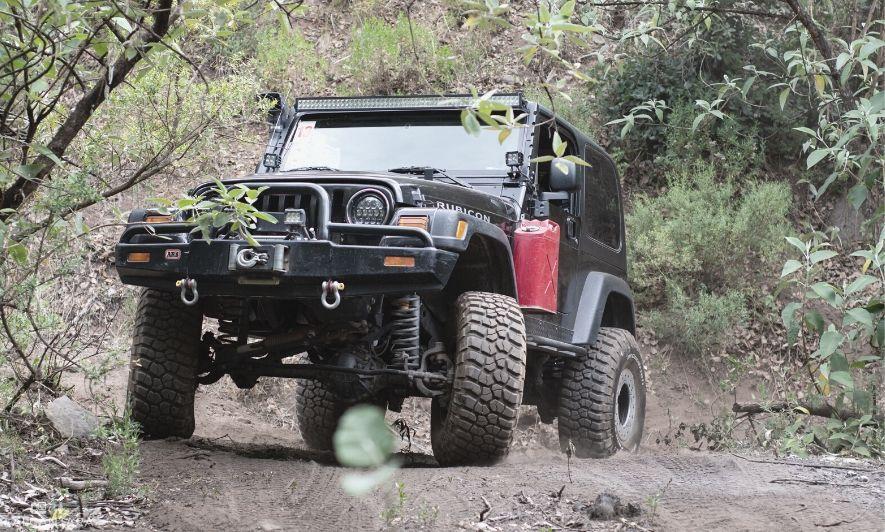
[218,170,522,224]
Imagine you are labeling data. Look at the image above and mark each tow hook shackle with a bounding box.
[176,278,199,306]
[236,248,269,269]
[321,280,345,310]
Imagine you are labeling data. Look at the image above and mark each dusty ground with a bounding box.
[71,357,881,532]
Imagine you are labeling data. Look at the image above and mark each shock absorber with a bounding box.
[387,294,420,371]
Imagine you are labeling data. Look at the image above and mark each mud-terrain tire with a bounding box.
[295,379,348,451]
[558,327,645,458]
[431,292,526,466]
[127,288,202,439]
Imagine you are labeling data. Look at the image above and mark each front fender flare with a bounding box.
[393,208,517,296]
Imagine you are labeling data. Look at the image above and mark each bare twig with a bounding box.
[59,477,109,491]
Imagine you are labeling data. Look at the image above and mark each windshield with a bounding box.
[281,111,519,173]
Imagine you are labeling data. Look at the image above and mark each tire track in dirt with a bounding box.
[131,379,884,531]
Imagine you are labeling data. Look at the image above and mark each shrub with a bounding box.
[99,414,141,497]
[252,25,327,96]
[345,16,455,94]
[646,285,747,357]
[629,165,790,303]
[628,161,791,357]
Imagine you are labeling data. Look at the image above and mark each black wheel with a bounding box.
[558,327,646,458]
[431,292,526,466]
[294,379,348,450]
[127,288,202,439]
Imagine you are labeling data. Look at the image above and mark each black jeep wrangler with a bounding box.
[116,94,645,465]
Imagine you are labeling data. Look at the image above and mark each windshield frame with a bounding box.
[279,109,530,179]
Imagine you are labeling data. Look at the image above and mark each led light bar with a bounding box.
[295,94,522,111]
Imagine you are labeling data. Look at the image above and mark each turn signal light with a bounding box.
[145,215,173,223]
[384,256,415,268]
[397,215,429,231]
[455,220,469,239]
[127,252,151,263]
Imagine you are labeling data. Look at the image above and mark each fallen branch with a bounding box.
[479,495,492,521]
[770,478,864,488]
[36,455,68,468]
[729,453,879,473]
[732,402,883,424]
[59,477,108,491]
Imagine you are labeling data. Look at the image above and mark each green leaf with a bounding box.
[552,131,566,157]
[817,330,844,359]
[460,110,481,136]
[7,243,28,265]
[563,155,591,167]
[785,236,806,253]
[32,144,64,166]
[779,88,789,110]
[808,282,842,307]
[211,213,231,228]
[804,310,825,333]
[845,275,877,295]
[793,126,817,137]
[340,462,400,496]
[782,301,802,344]
[781,259,803,277]
[829,370,854,389]
[530,155,555,163]
[847,184,869,210]
[253,211,278,223]
[691,113,705,132]
[333,405,394,468]
[845,308,873,328]
[806,149,829,168]
[809,250,838,264]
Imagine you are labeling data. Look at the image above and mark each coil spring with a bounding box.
[388,295,420,370]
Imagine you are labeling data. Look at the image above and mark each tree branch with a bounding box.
[0,0,178,219]
[733,401,882,423]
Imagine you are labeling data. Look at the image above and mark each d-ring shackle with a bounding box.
[176,278,199,306]
[321,280,344,310]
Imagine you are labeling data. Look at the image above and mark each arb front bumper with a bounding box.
[115,184,458,299]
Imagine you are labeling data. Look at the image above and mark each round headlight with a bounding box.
[346,189,390,225]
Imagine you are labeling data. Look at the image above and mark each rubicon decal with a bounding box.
[435,201,491,222]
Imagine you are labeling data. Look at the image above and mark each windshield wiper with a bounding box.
[387,166,473,188]
[288,166,339,172]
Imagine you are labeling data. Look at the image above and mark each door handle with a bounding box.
[566,217,578,240]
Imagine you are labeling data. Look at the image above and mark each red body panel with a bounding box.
[513,219,560,313]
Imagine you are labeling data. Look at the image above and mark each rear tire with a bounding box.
[127,288,202,439]
[431,292,526,466]
[295,379,348,450]
[558,327,645,458]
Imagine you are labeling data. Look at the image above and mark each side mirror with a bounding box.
[549,157,578,192]
[257,92,285,125]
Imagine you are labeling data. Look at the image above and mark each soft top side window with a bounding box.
[583,146,621,250]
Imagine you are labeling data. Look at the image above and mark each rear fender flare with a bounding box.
[570,272,636,346]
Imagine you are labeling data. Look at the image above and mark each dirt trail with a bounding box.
[132,390,884,531]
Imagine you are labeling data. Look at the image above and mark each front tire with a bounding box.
[431,292,527,466]
[294,379,348,450]
[558,327,646,458]
[127,288,202,439]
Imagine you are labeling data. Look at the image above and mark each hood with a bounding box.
[217,170,522,224]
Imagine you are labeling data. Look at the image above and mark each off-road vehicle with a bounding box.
[115,93,645,465]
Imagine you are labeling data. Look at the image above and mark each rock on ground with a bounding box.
[45,396,100,438]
